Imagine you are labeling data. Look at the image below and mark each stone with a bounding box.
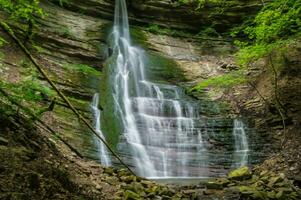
[275,190,284,199]
[140,180,154,187]
[267,176,283,188]
[120,175,137,183]
[127,182,144,194]
[205,178,230,189]
[103,167,114,175]
[118,169,131,177]
[125,190,141,200]
[228,166,252,180]
[114,190,124,197]
[267,191,276,199]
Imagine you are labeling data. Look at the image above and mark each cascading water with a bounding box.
[95,0,254,178]
[91,93,111,166]
[232,119,249,167]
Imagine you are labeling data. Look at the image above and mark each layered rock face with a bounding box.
[128,0,262,32]
[50,0,263,32]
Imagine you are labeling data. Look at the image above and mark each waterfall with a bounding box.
[91,93,111,166]
[95,0,252,178]
[233,119,249,167]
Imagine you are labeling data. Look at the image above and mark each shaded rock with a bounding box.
[228,166,252,180]
[27,172,40,189]
[293,173,301,187]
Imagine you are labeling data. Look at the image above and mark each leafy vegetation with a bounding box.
[0,0,44,23]
[0,0,44,41]
[62,63,102,76]
[0,78,55,102]
[191,71,246,91]
[176,0,225,8]
[146,24,191,37]
[0,37,7,47]
[232,0,301,66]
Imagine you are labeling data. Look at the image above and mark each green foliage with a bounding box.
[0,79,55,102]
[233,0,301,66]
[58,27,75,39]
[0,37,7,47]
[175,0,226,9]
[191,71,246,91]
[62,63,102,76]
[146,23,190,37]
[0,0,44,23]
[244,0,300,44]
[198,27,219,37]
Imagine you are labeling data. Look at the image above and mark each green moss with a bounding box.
[228,166,252,180]
[145,52,186,83]
[130,26,149,47]
[145,23,191,38]
[32,44,50,54]
[0,78,55,102]
[191,70,246,91]
[0,50,4,62]
[57,27,75,39]
[62,63,102,76]
[99,57,123,149]
[0,37,7,47]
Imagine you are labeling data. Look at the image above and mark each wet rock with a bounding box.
[228,166,252,180]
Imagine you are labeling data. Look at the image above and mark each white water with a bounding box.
[92,0,251,178]
[233,119,249,167]
[91,93,111,166]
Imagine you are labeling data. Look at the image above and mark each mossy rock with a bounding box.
[120,175,137,184]
[104,167,114,175]
[205,178,230,189]
[228,166,252,180]
[125,190,141,200]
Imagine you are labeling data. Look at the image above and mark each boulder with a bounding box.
[228,166,252,180]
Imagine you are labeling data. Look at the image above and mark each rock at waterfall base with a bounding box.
[228,166,252,180]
